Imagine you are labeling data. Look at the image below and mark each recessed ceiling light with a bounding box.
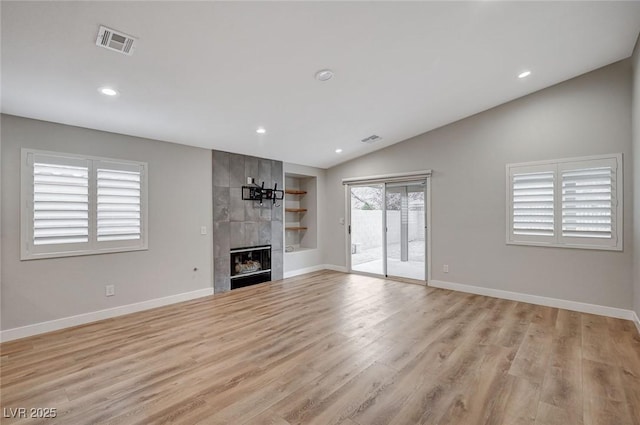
[518,70,531,79]
[99,87,118,96]
[335,148,343,153]
[315,69,334,81]
[256,127,266,134]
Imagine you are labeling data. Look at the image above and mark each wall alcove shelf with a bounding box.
[285,174,316,250]
[285,189,307,195]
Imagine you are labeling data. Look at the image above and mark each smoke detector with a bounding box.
[361,135,382,144]
[96,25,137,56]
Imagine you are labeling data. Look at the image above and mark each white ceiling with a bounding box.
[3,2,640,169]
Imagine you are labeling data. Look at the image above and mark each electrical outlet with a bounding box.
[105,285,115,297]
[443,264,449,273]
[200,226,207,235]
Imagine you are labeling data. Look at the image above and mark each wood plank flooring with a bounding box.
[1,271,639,425]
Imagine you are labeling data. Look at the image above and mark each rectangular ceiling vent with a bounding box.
[96,25,137,56]
[361,135,382,144]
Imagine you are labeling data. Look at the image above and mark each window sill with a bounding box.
[21,245,149,261]
[506,240,622,252]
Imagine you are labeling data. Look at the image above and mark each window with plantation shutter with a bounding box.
[97,164,142,243]
[512,170,555,238]
[33,160,89,246]
[559,158,618,248]
[507,154,622,251]
[22,149,148,260]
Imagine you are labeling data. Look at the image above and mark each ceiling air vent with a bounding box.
[96,25,137,56]
[361,135,382,144]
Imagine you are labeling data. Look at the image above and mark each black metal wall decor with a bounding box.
[242,181,284,206]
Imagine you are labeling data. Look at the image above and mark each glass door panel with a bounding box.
[385,181,425,280]
[350,185,384,275]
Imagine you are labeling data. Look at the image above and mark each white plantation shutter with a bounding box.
[32,157,89,246]
[97,164,142,243]
[507,154,622,251]
[559,157,619,248]
[507,164,556,244]
[512,171,555,237]
[22,149,147,260]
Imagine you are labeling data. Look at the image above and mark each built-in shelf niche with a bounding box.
[284,173,317,250]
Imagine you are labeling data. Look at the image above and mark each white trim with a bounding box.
[324,264,348,273]
[342,170,432,185]
[349,270,388,279]
[283,264,327,278]
[284,264,351,278]
[506,153,623,251]
[345,178,431,282]
[21,148,149,260]
[507,153,624,168]
[382,183,388,276]
[429,279,635,320]
[426,177,432,283]
[633,311,640,335]
[0,287,213,343]
[345,184,352,272]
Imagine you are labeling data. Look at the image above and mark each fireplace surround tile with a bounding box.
[213,150,284,293]
[272,251,283,281]
[213,151,230,187]
[244,222,260,247]
[229,222,245,249]
[213,256,230,293]
[271,220,283,250]
[244,157,259,184]
[229,187,245,222]
[229,153,245,188]
[213,186,230,222]
[245,200,261,222]
[259,222,272,246]
[213,221,230,258]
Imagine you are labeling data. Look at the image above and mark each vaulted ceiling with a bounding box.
[3,1,640,168]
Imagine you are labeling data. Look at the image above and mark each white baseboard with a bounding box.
[324,264,348,273]
[429,279,636,321]
[284,264,349,278]
[0,287,214,343]
[633,311,640,335]
[284,265,328,278]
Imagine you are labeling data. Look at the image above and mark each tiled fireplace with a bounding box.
[212,150,283,293]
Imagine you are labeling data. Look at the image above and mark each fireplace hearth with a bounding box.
[230,245,271,290]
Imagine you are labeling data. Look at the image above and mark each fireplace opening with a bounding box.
[230,245,271,290]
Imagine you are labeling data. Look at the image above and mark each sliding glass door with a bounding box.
[348,180,427,282]
[350,184,385,275]
[385,182,425,280]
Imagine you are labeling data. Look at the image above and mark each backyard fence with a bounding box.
[351,209,425,251]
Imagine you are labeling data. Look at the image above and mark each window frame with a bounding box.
[505,153,622,251]
[21,149,148,260]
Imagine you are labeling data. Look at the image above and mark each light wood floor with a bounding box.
[1,271,639,425]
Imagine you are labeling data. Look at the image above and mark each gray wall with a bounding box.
[1,115,213,330]
[632,41,640,319]
[324,60,633,309]
[212,150,283,293]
